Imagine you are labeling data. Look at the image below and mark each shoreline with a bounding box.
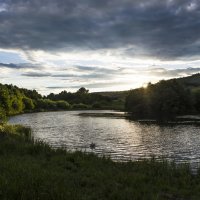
[9,110,200,126]
[0,124,200,199]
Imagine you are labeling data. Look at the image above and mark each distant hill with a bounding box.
[94,73,200,99]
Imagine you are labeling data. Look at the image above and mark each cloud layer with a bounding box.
[1,0,200,94]
[0,0,200,60]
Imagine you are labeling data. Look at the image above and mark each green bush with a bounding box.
[56,100,71,110]
[22,97,35,110]
[72,103,89,109]
[0,107,6,123]
[36,99,57,110]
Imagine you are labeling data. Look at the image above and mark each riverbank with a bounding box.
[0,124,200,199]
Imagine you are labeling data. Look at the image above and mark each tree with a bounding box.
[76,87,89,94]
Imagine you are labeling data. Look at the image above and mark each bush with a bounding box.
[92,102,102,109]
[35,99,57,110]
[56,100,71,110]
[0,124,31,138]
[0,107,6,123]
[72,103,89,109]
[22,97,35,110]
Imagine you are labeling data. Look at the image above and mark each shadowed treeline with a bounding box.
[1,74,200,122]
[126,74,200,121]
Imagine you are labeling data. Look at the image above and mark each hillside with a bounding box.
[125,73,200,120]
[95,73,200,99]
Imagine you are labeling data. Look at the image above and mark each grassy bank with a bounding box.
[0,125,200,200]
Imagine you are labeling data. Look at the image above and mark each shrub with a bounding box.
[0,107,6,123]
[56,100,71,110]
[92,102,102,109]
[22,97,35,110]
[72,103,89,109]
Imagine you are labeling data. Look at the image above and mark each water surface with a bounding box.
[9,110,200,169]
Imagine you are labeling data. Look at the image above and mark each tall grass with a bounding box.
[0,124,200,199]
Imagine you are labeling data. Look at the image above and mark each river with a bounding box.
[9,110,200,169]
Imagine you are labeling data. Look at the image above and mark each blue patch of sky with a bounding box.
[0,51,25,64]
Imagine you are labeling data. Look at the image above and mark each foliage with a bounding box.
[76,87,89,94]
[47,88,112,106]
[126,80,196,120]
[0,74,199,116]
[56,100,71,110]
[35,99,71,111]
[22,97,35,110]
[0,82,125,115]
[92,102,102,109]
[0,107,6,123]
[72,103,89,109]
[192,88,200,113]
[0,84,24,115]
[0,83,73,115]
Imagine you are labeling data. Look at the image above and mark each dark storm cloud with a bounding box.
[0,63,23,69]
[0,0,200,60]
[0,62,41,69]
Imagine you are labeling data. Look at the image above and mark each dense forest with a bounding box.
[0,84,122,122]
[125,74,200,120]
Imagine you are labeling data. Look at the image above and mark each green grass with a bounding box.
[0,124,200,199]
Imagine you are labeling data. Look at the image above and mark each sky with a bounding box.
[0,0,200,95]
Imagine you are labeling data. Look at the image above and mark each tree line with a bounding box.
[1,74,199,122]
[0,85,119,122]
[125,77,200,121]
[46,87,113,108]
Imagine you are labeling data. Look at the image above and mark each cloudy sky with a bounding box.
[0,0,200,94]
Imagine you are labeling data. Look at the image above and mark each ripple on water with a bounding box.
[9,110,200,170]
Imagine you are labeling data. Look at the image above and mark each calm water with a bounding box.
[9,110,200,168]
